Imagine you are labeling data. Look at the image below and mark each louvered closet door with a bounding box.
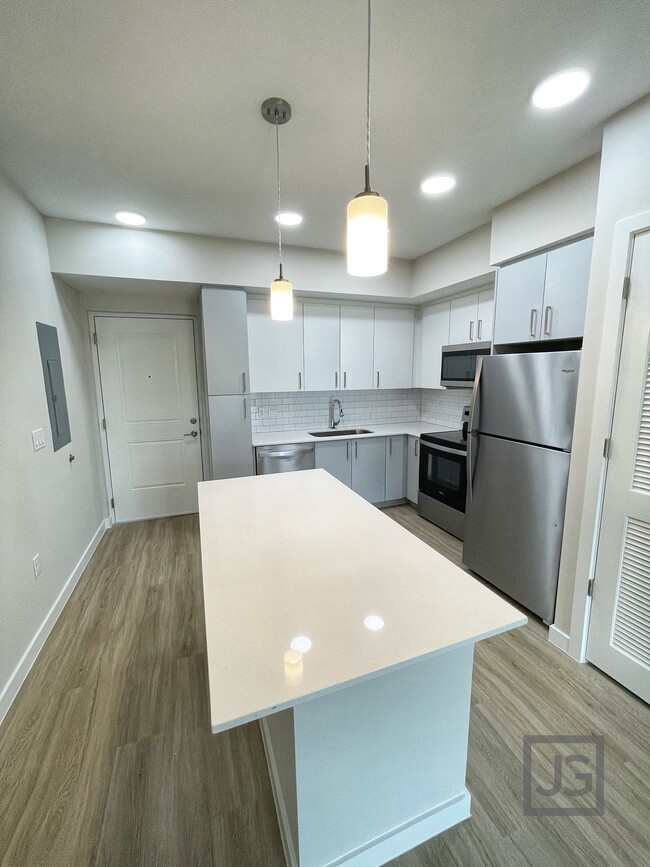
[587,229,650,703]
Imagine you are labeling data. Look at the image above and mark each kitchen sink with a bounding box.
[309,428,374,437]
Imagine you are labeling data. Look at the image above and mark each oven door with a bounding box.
[419,442,467,513]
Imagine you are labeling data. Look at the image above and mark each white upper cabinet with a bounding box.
[476,289,494,342]
[340,306,375,391]
[448,289,495,345]
[303,304,340,391]
[493,254,547,345]
[202,288,250,395]
[493,236,593,345]
[247,298,304,393]
[541,236,593,341]
[449,294,478,345]
[420,301,450,389]
[373,308,414,389]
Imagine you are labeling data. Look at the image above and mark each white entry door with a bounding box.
[587,230,650,703]
[95,316,203,522]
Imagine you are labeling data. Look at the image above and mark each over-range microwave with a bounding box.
[440,342,491,388]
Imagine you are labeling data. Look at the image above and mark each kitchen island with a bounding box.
[199,470,526,867]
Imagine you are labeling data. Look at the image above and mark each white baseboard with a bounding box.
[548,624,571,655]
[0,518,110,726]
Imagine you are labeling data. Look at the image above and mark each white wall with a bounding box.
[411,224,494,301]
[554,96,650,653]
[46,219,413,302]
[490,155,600,265]
[0,173,106,721]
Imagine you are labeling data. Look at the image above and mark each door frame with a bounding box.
[559,211,650,661]
[88,311,207,525]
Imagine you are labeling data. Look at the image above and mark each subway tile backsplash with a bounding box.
[250,388,468,433]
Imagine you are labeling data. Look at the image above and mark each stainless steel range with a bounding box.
[417,407,469,540]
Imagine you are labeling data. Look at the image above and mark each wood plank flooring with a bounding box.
[0,506,648,866]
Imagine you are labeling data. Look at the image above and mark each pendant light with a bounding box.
[262,97,294,321]
[347,0,388,277]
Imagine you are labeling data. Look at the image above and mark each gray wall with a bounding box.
[0,171,105,714]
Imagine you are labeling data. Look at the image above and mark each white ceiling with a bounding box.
[1,0,649,260]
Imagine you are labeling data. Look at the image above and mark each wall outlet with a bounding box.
[32,554,42,579]
[268,404,278,418]
[257,406,266,420]
[31,429,46,451]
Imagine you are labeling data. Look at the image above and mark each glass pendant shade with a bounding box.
[347,192,388,276]
[270,277,294,321]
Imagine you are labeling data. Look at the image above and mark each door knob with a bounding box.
[184,430,198,437]
[190,417,197,424]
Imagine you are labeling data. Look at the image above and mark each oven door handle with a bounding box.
[467,356,483,502]
[420,441,466,457]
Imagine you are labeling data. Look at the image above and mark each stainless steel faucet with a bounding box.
[329,398,344,429]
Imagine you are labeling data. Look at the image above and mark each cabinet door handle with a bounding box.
[469,320,474,341]
[529,308,538,338]
[242,371,246,394]
[415,439,419,457]
[389,437,392,456]
[335,371,338,388]
[243,398,247,419]
[376,371,380,388]
[343,371,347,389]
[347,441,350,460]
[477,319,483,340]
[355,441,358,459]
[543,305,552,336]
[298,371,302,390]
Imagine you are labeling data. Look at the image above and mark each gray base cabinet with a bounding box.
[407,436,420,504]
[208,395,253,479]
[315,440,352,487]
[385,436,407,500]
[315,437,391,504]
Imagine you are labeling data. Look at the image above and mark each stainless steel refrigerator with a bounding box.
[463,350,581,623]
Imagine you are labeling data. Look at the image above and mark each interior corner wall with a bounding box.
[489,155,600,266]
[411,223,494,301]
[553,96,650,652]
[0,171,106,722]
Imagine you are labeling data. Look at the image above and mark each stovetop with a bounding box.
[420,428,467,452]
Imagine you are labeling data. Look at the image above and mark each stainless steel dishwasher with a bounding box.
[255,443,315,474]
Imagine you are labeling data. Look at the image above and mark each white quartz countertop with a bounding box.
[252,421,448,447]
[199,469,526,734]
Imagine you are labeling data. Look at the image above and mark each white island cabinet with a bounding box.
[199,471,525,867]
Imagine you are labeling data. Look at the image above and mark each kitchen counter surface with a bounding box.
[199,469,526,734]
[252,420,449,447]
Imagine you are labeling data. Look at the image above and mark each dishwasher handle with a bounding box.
[257,445,314,458]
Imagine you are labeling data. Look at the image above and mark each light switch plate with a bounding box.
[32,429,46,451]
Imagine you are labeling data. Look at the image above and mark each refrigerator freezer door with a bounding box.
[463,435,571,622]
[473,351,581,450]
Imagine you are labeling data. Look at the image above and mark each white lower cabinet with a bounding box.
[315,437,392,504]
[407,436,420,504]
[385,436,406,501]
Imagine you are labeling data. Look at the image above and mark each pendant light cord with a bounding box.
[365,0,372,191]
[275,111,283,278]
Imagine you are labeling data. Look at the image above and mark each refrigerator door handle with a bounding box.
[467,357,484,501]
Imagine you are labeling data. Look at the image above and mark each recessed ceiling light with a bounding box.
[420,174,456,196]
[531,68,590,110]
[275,211,303,226]
[290,636,312,653]
[364,614,384,631]
[115,210,146,226]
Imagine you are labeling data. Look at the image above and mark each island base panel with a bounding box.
[261,644,474,867]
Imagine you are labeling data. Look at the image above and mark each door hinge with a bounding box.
[93,332,98,345]
[102,418,106,430]
[110,497,115,509]
[603,437,611,459]
[622,276,630,300]
[587,578,595,598]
